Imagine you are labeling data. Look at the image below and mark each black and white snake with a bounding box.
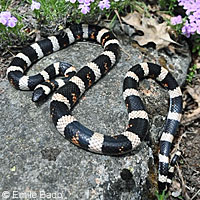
[7,24,182,193]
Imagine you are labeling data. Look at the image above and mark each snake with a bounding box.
[7,24,182,193]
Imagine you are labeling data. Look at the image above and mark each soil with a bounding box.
[169,83,200,200]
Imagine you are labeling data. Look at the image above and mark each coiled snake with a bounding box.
[7,24,182,193]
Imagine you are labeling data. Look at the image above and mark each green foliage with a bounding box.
[0,0,12,10]
[159,0,177,14]
[23,0,148,25]
[155,190,168,200]
[65,0,139,24]
[24,0,135,24]
[187,36,199,82]
[0,0,148,46]
[26,0,68,22]
[192,35,200,56]
[187,64,198,83]
[0,16,25,44]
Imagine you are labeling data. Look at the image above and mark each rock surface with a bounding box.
[0,34,191,200]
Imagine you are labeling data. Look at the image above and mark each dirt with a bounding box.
[169,82,200,200]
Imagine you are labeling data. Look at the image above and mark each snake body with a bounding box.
[7,24,182,193]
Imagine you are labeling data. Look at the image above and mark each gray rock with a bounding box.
[0,33,190,200]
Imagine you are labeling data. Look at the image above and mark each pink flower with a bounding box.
[196,20,200,34]
[31,1,41,10]
[66,0,76,3]
[0,11,17,28]
[98,0,110,10]
[177,0,200,37]
[171,15,183,25]
[182,21,191,38]
[0,12,10,25]
[7,16,18,27]
[78,3,90,14]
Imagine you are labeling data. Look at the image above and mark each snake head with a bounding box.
[32,86,49,102]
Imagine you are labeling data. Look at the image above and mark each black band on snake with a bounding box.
[7,24,183,193]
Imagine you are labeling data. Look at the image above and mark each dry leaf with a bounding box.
[121,12,178,50]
